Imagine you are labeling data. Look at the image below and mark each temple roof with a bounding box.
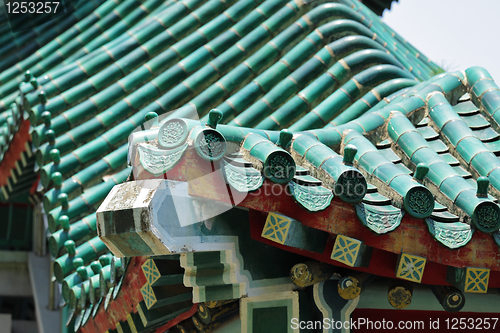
[0,0,497,331]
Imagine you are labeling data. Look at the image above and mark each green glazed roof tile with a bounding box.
[433,201,446,212]
[378,148,401,163]
[453,100,480,115]
[4,0,500,328]
[362,192,391,206]
[473,127,500,142]
[484,140,500,155]
[417,126,439,140]
[428,139,449,154]
[376,139,392,149]
[439,153,460,166]
[292,174,322,186]
[416,117,429,127]
[460,113,490,130]
[452,166,472,179]
[366,183,378,193]
[430,210,460,223]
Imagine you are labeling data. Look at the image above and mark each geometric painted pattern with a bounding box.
[395,253,426,283]
[330,235,362,267]
[140,282,157,310]
[261,212,291,245]
[464,268,490,293]
[141,259,161,286]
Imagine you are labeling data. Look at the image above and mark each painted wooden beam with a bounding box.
[140,282,192,310]
[137,300,193,328]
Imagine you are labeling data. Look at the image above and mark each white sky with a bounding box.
[382,0,500,81]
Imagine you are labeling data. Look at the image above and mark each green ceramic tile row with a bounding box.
[242,133,296,184]
[31,0,261,148]
[255,36,386,130]
[47,167,131,232]
[62,260,97,303]
[307,71,465,148]
[0,0,118,89]
[62,0,179,66]
[34,0,158,72]
[429,94,500,194]
[0,0,107,98]
[68,260,106,315]
[62,255,114,303]
[69,263,102,313]
[96,0,288,120]
[27,0,239,128]
[248,44,404,129]
[383,22,441,74]
[48,213,97,258]
[53,236,108,283]
[347,0,436,79]
[343,0,437,79]
[387,112,500,233]
[465,67,500,128]
[342,128,434,217]
[329,78,418,126]
[23,0,211,113]
[22,0,201,116]
[145,0,309,121]
[37,1,296,183]
[219,30,397,127]
[292,134,367,203]
[164,116,281,145]
[289,64,414,131]
[98,264,112,299]
[5,1,178,110]
[0,2,78,51]
[43,144,127,211]
[194,4,377,122]
[0,0,105,75]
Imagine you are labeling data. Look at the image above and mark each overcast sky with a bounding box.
[383,0,500,81]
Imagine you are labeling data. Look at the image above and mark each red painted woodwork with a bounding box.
[0,118,30,187]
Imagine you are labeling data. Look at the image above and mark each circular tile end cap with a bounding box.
[158,118,189,149]
[472,201,500,233]
[334,169,367,204]
[263,150,295,184]
[404,186,434,219]
[194,128,227,161]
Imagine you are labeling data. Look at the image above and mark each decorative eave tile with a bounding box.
[138,143,188,176]
[425,218,473,249]
[355,203,404,234]
[288,181,333,212]
[221,159,264,193]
